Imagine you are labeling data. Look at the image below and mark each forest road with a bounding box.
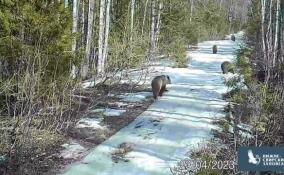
[62,32,243,175]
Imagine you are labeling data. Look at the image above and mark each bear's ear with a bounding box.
[167,75,171,82]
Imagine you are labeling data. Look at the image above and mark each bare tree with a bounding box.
[82,0,95,79]
[97,0,106,75]
[142,0,149,34]
[261,0,268,65]
[130,0,136,40]
[65,0,69,8]
[190,0,194,23]
[102,0,111,71]
[71,0,79,78]
[150,0,157,53]
[273,0,280,67]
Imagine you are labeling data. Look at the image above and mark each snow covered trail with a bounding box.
[62,32,244,175]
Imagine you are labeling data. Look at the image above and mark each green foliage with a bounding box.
[235,47,253,85]
[0,0,73,80]
[226,46,283,137]
[159,0,191,67]
[0,0,75,109]
[226,47,252,90]
[107,30,149,70]
[158,0,238,67]
[246,0,261,39]
[0,3,77,173]
[193,0,230,40]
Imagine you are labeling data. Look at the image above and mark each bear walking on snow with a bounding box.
[151,75,171,99]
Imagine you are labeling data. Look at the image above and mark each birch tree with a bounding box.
[155,1,163,45]
[71,0,79,78]
[281,1,284,63]
[150,0,157,53]
[82,0,95,78]
[80,1,85,47]
[261,0,268,63]
[273,0,280,66]
[97,0,106,75]
[102,0,111,71]
[150,0,163,55]
[142,0,149,34]
[189,0,194,23]
[130,0,136,40]
[65,0,69,8]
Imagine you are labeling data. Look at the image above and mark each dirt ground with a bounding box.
[48,83,154,175]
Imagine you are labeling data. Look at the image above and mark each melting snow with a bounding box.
[91,108,126,117]
[75,118,105,130]
[119,92,152,103]
[60,141,87,159]
[63,31,244,175]
[81,81,95,89]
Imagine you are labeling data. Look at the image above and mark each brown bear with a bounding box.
[212,45,217,54]
[151,75,171,99]
[231,35,236,41]
[221,61,234,74]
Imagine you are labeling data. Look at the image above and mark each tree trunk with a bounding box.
[97,0,106,76]
[281,0,284,64]
[64,0,69,8]
[81,1,85,47]
[190,0,194,23]
[266,0,273,83]
[273,0,280,67]
[82,0,95,79]
[130,0,136,40]
[261,0,268,63]
[150,0,157,54]
[142,0,149,35]
[102,0,111,72]
[155,1,163,46]
[71,0,79,78]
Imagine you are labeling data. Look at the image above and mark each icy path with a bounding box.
[63,33,244,175]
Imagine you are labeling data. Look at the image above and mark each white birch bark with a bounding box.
[71,0,79,78]
[97,0,106,75]
[273,0,280,66]
[102,0,111,71]
[72,0,79,53]
[190,0,193,23]
[261,0,267,61]
[281,1,284,63]
[82,0,95,78]
[81,1,85,46]
[130,0,136,40]
[267,0,273,53]
[150,0,156,53]
[142,0,149,34]
[65,0,68,8]
[155,2,163,45]
[219,0,223,10]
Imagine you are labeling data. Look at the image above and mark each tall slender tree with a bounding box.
[261,0,268,65]
[83,0,95,78]
[150,0,157,53]
[97,0,106,75]
[71,0,79,78]
[142,0,149,34]
[65,0,69,8]
[273,0,281,66]
[130,0,136,40]
[102,0,111,71]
